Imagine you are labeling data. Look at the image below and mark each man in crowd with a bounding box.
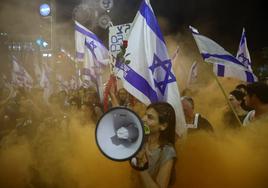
[117,88,130,107]
[181,96,214,134]
[243,82,268,125]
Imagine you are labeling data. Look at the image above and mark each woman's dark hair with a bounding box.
[230,89,252,111]
[230,89,245,101]
[235,84,247,92]
[147,102,176,146]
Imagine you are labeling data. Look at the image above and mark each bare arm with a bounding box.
[109,84,119,107]
[156,159,174,188]
[109,92,119,107]
[139,159,174,188]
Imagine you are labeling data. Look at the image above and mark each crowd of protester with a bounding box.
[0,85,106,139]
[1,80,268,140]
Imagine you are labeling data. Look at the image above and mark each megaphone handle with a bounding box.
[129,147,149,171]
[129,158,149,171]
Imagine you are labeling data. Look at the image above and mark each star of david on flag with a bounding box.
[87,41,97,53]
[115,0,186,136]
[11,56,33,88]
[149,54,176,95]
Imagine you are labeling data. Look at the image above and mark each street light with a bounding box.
[40,3,51,17]
[36,37,49,48]
[99,0,114,11]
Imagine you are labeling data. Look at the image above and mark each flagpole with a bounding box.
[206,63,244,127]
[171,46,180,62]
[186,61,197,88]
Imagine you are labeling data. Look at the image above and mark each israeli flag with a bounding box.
[115,0,186,136]
[190,26,258,83]
[74,21,93,82]
[75,20,109,65]
[236,28,252,71]
[11,56,33,88]
[75,20,109,100]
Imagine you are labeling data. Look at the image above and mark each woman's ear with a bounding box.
[160,123,168,131]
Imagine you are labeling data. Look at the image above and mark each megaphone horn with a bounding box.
[95,107,145,161]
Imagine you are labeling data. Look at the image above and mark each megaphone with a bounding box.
[95,107,145,161]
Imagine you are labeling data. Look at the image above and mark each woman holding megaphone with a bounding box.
[129,102,176,188]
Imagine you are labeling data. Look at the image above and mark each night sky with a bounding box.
[0,0,267,51]
[55,0,267,51]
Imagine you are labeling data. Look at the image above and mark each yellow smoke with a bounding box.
[174,121,268,188]
[0,133,33,188]
[0,117,134,188]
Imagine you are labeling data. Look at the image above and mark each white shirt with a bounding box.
[243,110,255,126]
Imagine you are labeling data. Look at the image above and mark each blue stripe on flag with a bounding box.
[217,64,225,76]
[125,70,158,103]
[139,0,165,44]
[201,53,246,67]
[116,63,158,103]
[240,31,246,46]
[76,52,84,59]
[85,41,97,58]
[75,24,104,46]
[245,70,255,83]
[82,68,96,81]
